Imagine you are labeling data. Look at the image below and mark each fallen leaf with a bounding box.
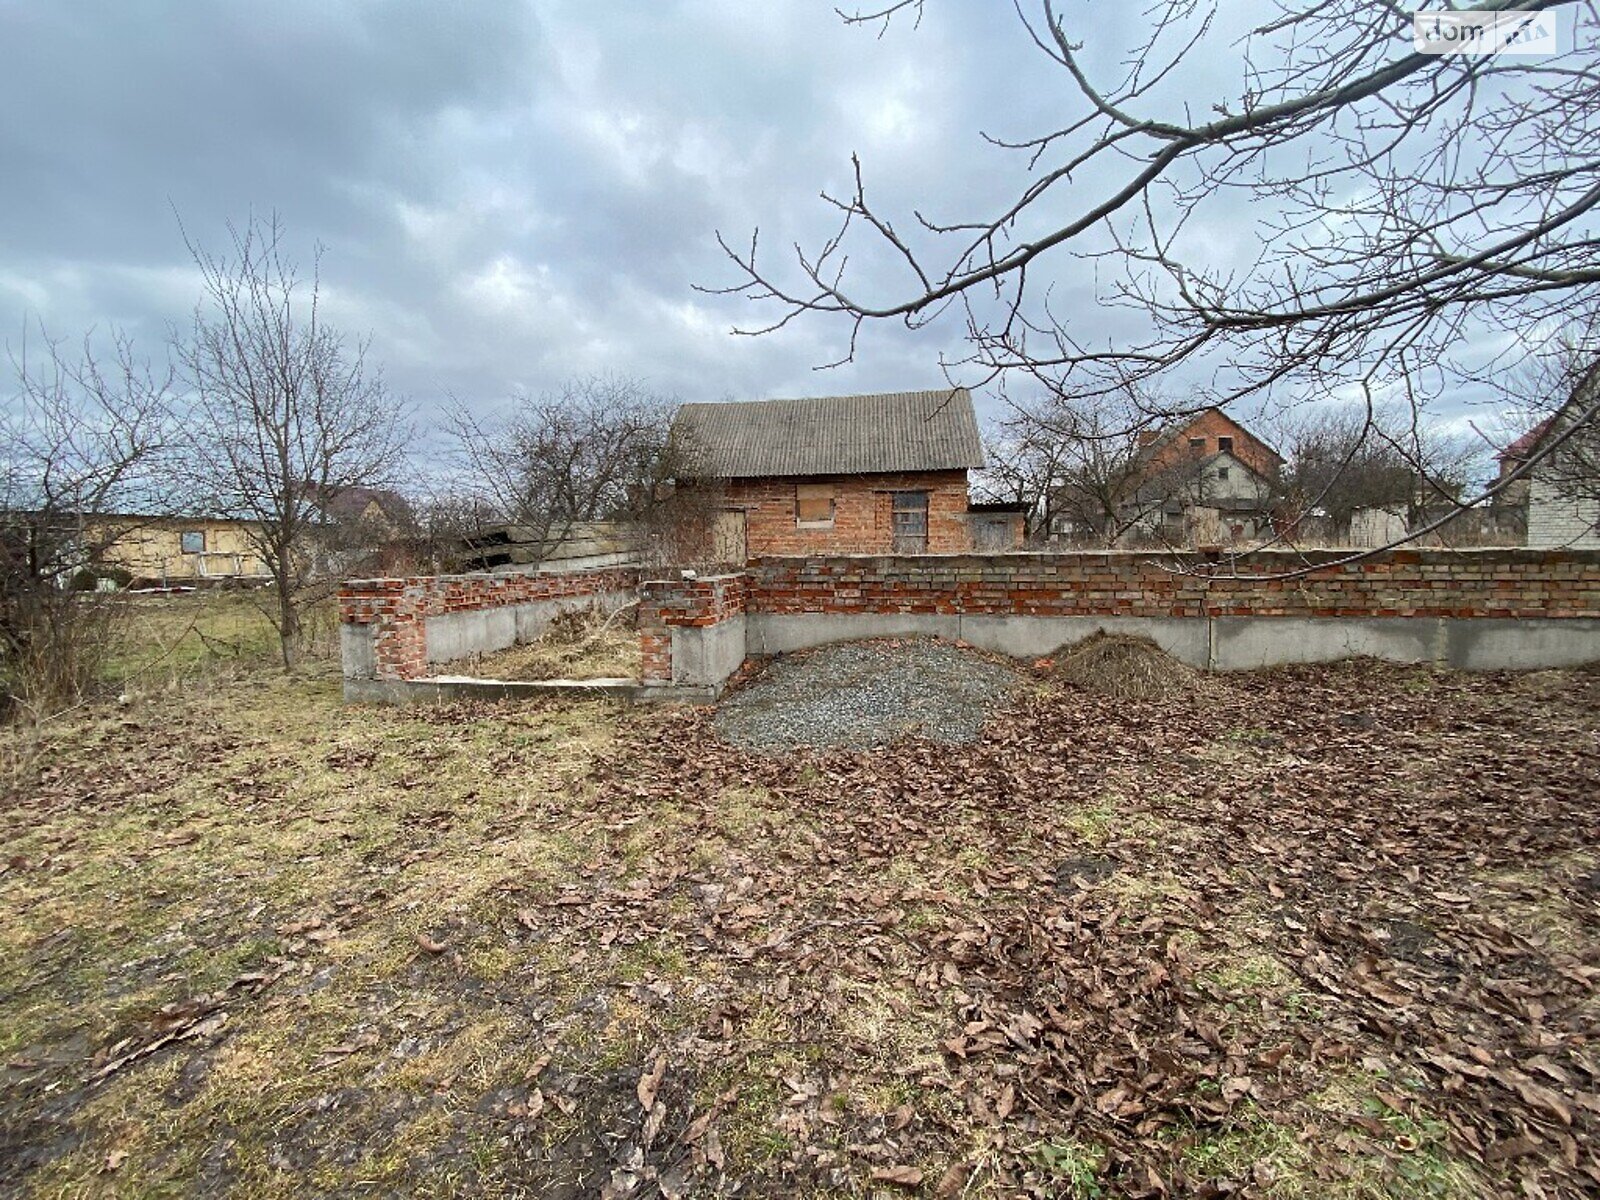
[638,1054,667,1112]
[870,1165,924,1187]
[934,1161,970,1198]
[1485,1134,1542,1162]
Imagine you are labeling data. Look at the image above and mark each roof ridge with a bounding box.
[682,387,967,410]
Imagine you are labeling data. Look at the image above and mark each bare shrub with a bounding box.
[2,326,173,722]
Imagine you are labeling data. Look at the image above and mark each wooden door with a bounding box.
[891,491,929,553]
[712,509,747,566]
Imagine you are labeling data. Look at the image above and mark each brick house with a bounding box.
[1119,407,1284,542]
[669,388,998,558]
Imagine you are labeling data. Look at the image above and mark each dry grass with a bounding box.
[1051,632,1204,700]
[460,603,642,681]
[1,598,1595,1198]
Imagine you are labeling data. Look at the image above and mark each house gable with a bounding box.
[1523,362,1600,548]
[1137,408,1283,483]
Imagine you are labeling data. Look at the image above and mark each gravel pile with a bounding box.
[714,636,1022,752]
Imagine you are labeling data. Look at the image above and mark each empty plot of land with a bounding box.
[2,626,1598,1197]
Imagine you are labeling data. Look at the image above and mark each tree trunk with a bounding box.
[277,579,299,671]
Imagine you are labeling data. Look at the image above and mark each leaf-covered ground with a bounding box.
[2,649,1597,1198]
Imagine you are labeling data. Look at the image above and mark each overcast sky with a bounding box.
[2,0,1570,459]
[0,1,1199,433]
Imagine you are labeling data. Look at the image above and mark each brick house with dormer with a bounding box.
[1119,407,1284,543]
[669,389,1003,559]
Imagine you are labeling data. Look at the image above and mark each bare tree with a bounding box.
[712,1,1600,557]
[979,386,1202,546]
[1272,404,1483,540]
[975,416,1070,542]
[2,325,172,717]
[177,213,408,669]
[444,376,680,565]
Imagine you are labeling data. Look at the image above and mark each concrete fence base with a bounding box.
[745,612,1600,672]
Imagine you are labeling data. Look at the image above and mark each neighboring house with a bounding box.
[1510,364,1600,548]
[1119,408,1283,543]
[55,488,415,587]
[1494,417,1552,513]
[301,483,413,539]
[93,515,269,585]
[670,389,1006,557]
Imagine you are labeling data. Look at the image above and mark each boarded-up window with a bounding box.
[795,483,835,526]
[973,515,1012,551]
[891,491,929,553]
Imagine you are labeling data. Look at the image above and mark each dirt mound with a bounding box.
[1052,632,1201,700]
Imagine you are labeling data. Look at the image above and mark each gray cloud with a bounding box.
[6,0,1486,447]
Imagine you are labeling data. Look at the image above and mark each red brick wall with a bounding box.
[1144,409,1281,479]
[744,550,1600,620]
[637,573,747,685]
[707,471,974,556]
[339,567,639,680]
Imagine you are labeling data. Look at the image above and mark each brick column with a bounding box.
[637,574,748,687]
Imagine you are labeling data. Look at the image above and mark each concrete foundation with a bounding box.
[341,622,377,678]
[1209,617,1440,671]
[668,618,748,687]
[745,612,1600,672]
[422,590,633,665]
[1442,618,1600,670]
[343,676,719,705]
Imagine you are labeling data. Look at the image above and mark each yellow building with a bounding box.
[94,516,269,584]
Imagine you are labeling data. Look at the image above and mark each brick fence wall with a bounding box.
[742,549,1600,620]
[341,549,1600,699]
[340,567,639,681]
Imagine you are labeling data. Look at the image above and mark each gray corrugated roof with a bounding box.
[671,388,985,479]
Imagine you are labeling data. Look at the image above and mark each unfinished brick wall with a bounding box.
[339,567,639,680]
[637,574,747,685]
[710,471,974,556]
[743,549,1600,620]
